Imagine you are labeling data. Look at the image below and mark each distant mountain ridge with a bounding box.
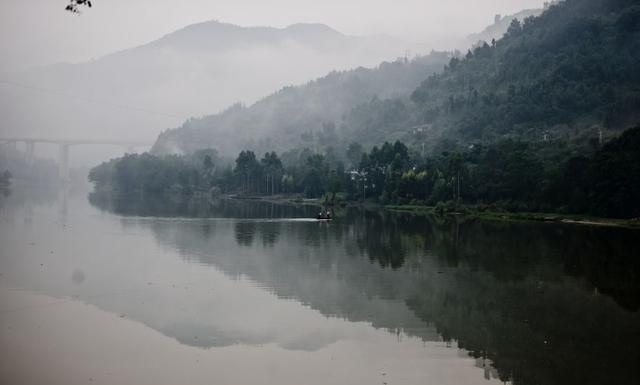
[0,20,411,165]
[153,0,640,158]
[155,0,640,158]
[130,21,399,54]
[409,0,640,146]
[151,52,452,156]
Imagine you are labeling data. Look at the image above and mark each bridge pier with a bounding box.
[25,141,35,167]
[58,144,70,181]
[1,137,152,182]
[3,141,17,151]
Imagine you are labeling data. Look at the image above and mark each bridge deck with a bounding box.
[0,138,152,146]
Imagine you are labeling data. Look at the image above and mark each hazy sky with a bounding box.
[1,0,545,72]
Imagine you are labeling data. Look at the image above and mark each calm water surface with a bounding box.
[1,187,639,385]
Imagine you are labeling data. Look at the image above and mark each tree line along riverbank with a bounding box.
[89,125,640,224]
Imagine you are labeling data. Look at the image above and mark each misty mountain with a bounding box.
[465,7,545,47]
[154,0,640,158]
[151,52,451,156]
[145,22,353,52]
[0,20,410,163]
[407,0,640,147]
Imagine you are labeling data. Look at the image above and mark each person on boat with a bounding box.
[317,209,332,220]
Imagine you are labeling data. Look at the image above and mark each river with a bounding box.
[1,186,639,385]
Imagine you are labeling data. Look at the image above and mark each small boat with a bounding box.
[316,209,333,221]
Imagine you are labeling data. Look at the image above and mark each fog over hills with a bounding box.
[0,4,550,167]
[151,5,556,158]
[465,7,545,47]
[151,53,452,157]
[0,20,410,164]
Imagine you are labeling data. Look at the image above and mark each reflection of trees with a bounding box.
[234,220,282,248]
[350,213,640,385]
[88,191,319,219]
[234,221,257,246]
[425,218,640,311]
[96,195,640,385]
[89,191,212,217]
[257,221,281,247]
[406,271,640,385]
[269,209,640,385]
[350,209,408,269]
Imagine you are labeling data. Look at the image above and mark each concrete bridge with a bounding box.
[0,137,153,180]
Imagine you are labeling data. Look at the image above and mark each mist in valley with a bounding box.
[0,0,545,172]
[3,2,640,385]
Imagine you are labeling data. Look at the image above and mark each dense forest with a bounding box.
[90,125,640,219]
[343,0,640,152]
[408,0,640,145]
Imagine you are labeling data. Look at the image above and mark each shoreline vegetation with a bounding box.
[235,194,640,228]
[383,204,640,229]
[87,0,640,227]
[89,126,640,227]
[93,189,640,229]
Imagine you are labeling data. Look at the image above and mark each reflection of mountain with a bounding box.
[93,196,640,385]
[127,216,436,339]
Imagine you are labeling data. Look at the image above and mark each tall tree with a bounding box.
[235,151,260,194]
[261,152,283,195]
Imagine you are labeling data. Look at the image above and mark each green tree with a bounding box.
[234,151,260,194]
[302,154,328,198]
[261,152,283,195]
[346,142,363,169]
[589,126,640,218]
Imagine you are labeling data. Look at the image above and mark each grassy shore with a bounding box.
[384,204,640,229]
[225,195,640,229]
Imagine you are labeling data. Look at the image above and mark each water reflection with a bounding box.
[2,189,639,385]
[88,193,640,385]
[88,191,319,219]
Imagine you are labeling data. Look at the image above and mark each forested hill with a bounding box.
[151,52,451,156]
[153,0,640,157]
[408,0,640,146]
[465,7,544,47]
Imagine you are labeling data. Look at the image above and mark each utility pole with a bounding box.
[599,128,603,146]
[457,169,461,203]
[58,143,70,182]
[362,176,366,201]
[25,141,35,168]
[360,172,367,202]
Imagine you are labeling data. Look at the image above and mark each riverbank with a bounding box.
[385,204,640,229]
[226,193,322,206]
[95,191,640,229]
